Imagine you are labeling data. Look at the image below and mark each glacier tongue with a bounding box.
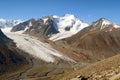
[2,28,75,63]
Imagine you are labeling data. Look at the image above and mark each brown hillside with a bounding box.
[61,54,120,80]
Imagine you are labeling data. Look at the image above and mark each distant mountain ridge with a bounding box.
[3,15,120,42]
[0,18,23,28]
[91,18,120,30]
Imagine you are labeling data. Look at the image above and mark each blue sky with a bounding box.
[0,0,120,24]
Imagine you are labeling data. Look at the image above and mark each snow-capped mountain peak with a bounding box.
[0,18,23,28]
[0,18,6,22]
[100,18,111,26]
[49,14,89,41]
[92,18,120,30]
[52,14,88,32]
[113,24,120,28]
[93,18,111,26]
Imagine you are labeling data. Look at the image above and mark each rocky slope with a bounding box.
[62,54,120,80]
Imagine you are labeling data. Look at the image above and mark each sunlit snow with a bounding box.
[50,14,89,41]
[0,18,23,28]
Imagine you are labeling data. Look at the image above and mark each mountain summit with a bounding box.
[52,14,88,32]
[49,14,88,41]
[92,18,120,30]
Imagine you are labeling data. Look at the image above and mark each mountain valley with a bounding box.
[0,14,120,80]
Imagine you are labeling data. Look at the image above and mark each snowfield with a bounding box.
[2,28,75,63]
[52,14,88,32]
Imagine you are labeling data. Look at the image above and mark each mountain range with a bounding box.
[0,14,120,80]
[0,18,22,28]
[11,14,88,40]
